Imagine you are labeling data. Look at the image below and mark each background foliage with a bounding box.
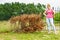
[0,2,60,21]
[54,12,60,21]
[0,2,45,20]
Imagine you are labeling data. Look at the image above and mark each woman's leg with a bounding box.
[46,18,51,32]
[50,18,56,33]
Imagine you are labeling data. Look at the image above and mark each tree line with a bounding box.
[0,2,46,20]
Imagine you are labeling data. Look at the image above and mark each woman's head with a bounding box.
[47,4,51,9]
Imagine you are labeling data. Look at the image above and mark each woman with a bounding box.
[43,4,56,34]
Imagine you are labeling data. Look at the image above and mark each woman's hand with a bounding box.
[53,15,55,18]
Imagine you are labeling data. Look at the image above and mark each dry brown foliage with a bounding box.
[9,14,45,33]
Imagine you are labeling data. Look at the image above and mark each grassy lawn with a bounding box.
[0,32,60,40]
[0,21,60,40]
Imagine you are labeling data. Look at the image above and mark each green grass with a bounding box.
[0,21,60,40]
[0,21,12,32]
[0,32,60,40]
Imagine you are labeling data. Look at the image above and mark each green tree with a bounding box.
[0,2,46,20]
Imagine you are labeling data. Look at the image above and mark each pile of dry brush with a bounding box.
[9,14,45,33]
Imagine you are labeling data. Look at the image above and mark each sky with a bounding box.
[0,0,60,7]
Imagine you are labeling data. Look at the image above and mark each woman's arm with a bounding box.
[53,10,55,18]
[43,11,46,16]
[53,10,55,14]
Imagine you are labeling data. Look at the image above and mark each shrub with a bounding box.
[54,13,60,21]
[9,14,45,33]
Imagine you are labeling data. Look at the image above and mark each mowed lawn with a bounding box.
[0,32,60,40]
[0,21,60,40]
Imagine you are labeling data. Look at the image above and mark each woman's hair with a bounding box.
[47,4,51,8]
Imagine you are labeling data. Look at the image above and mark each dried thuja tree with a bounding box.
[9,14,45,33]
